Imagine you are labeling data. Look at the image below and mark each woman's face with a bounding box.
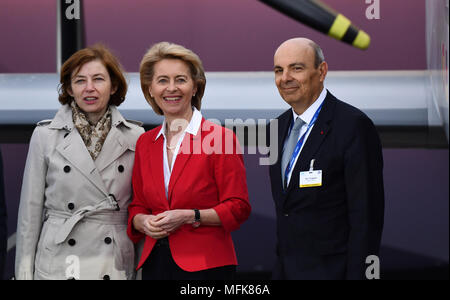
[149,58,197,119]
[69,59,116,123]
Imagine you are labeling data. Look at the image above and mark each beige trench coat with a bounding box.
[15,104,145,280]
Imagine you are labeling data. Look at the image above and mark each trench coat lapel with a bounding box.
[56,130,109,196]
[94,126,130,173]
[95,106,134,172]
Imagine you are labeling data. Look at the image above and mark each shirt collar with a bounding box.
[156,107,203,140]
[292,87,327,125]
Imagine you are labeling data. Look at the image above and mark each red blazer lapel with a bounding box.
[167,133,194,203]
[167,117,205,203]
[151,131,168,205]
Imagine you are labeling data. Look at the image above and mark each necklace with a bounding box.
[166,132,182,151]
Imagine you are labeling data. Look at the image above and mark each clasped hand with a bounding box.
[134,210,191,240]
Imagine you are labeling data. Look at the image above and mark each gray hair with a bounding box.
[309,41,325,68]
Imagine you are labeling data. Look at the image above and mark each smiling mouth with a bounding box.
[282,89,298,95]
[163,96,182,102]
[281,86,298,91]
[83,97,98,102]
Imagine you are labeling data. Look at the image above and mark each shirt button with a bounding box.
[103,275,110,280]
[118,165,124,173]
[104,237,112,244]
[68,239,76,246]
[284,213,289,217]
[68,203,75,210]
[64,165,71,173]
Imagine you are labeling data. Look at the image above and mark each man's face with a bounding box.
[274,41,326,111]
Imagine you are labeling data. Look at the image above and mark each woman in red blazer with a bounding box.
[127,42,251,280]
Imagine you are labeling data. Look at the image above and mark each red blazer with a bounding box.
[127,118,251,271]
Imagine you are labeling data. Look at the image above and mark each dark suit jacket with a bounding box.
[0,148,7,279]
[269,91,384,280]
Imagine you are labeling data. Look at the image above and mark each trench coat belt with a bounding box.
[48,195,126,245]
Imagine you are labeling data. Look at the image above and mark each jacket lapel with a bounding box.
[285,92,335,194]
[151,130,168,205]
[94,126,130,173]
[273,110,293,196]
[167,132,195,204]
[95,106,134,172]
[56,130,109,196]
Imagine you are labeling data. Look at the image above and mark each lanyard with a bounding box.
[284,101,324,187]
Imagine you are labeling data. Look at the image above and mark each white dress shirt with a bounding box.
[156,107,203,198]
[284,87,327,186]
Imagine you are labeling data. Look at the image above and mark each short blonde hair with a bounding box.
[139,42,206,115]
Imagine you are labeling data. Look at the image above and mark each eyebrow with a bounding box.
[290,62,306,68]
[274,62,306,70]
[156,74,189,79]
[73,73,106,79]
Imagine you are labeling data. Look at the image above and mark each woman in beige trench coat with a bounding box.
[15,45,144,280]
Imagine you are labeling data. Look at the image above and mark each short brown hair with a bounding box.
[139,42,206,115]
[58,44,127,106]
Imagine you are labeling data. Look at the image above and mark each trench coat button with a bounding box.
[64,165,71,173]
[104,237,112,244]
[68,203,75,210]
[103,275,110,280]
[118,165,124,173]
[68,239,76,246]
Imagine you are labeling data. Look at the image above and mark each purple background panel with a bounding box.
[0,0,426,73]
[0,0,57,73]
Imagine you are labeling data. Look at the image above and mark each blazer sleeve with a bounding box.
[0,148,7,279]
[127,135,151,244]
[212,128,251,233]
[15,127,48,280]
[344,115,385,280]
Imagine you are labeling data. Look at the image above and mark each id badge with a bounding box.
[299,170,322,188]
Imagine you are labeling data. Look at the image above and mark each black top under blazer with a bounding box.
[269,90,385,280]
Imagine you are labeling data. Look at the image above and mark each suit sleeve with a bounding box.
[15,127,47,280]
[0,148,7,279]
[212,128,251,233]
[344,116,385,280]
[127,135,151,244]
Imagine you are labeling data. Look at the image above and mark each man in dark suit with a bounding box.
[269,38,384,280]
[0,148,7,280]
